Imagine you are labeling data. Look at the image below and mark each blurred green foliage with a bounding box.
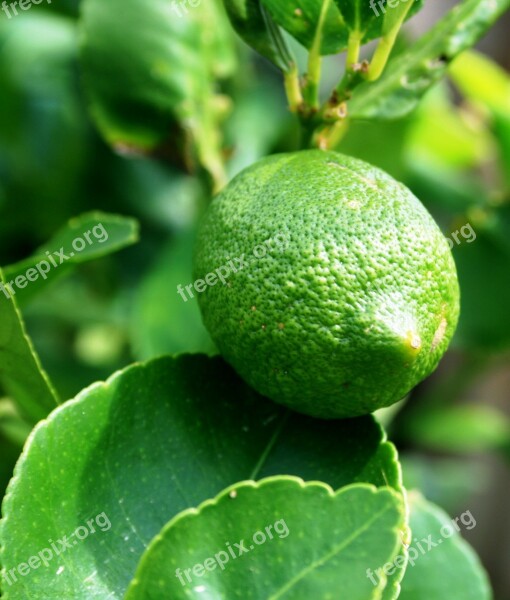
[0,2,509,595]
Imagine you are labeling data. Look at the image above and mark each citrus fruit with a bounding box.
[193,150,460,418]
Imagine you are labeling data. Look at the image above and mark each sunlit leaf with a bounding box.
[0,355,402,598]
[3,212,139,306]
[126,478,405,599]
[398,493,492,599]
[0,269,59,423]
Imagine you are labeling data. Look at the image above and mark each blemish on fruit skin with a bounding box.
[431,318,448,350]
[347,199,361,209]
[406,331,422,352]
[327,162,377,188]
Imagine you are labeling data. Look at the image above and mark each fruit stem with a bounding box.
[284,63,304,113]
[346,30,361,70]
[314,117,350,150]
[367,6,412,81]
[303,0,332,109]
[367,31,398,81]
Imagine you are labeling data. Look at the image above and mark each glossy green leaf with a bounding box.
[3,212,139,306]
[398,493,492,599]
[261,0,348,55]
[80,0,235,178]
[0,269,59,423]
[349,0,510,119]
[224,0,293,70]
[402,406,510,453]
[126,478,405,599]
[381,545,407,600]
[0,355,402,598]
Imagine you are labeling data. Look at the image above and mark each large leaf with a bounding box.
[126,478,405,599]
[349,0,510,119]
[1,355,402,598]
[3,212,139,306]
[261,0,348,55]
[80,0,235,178]
[398,493,492,599]
[0,269,59,423]
[224,0,293,70]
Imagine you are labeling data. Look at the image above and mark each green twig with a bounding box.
[368,29,399,81]
[284,64,304,113]
[367,6,413,81]
[346,30,362,70]
[303,0,332,109]
[314,116,350,150]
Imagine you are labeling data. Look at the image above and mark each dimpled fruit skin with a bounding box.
[193,150,460,419]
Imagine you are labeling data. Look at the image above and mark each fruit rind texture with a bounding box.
[193,150,460,419]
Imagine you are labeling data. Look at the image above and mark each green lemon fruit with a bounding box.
[193,150,460,418]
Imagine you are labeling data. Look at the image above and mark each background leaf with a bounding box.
[398,493,492,599]
[223,0,293,70]
[80,0,235,180]
[126,478,405,599]
[401,406,510,453]
[0,14,90,248]
[449,50,510,115]
[453,231,510,350]
[3,212,139,306]
[130,234,215,359]
[349,0,510,119]
[1,354,402,598]
[0,269,59,423]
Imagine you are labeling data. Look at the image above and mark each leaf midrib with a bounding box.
[269,500,396,599]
